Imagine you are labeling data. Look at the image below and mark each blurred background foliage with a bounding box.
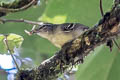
[0,0,120,80]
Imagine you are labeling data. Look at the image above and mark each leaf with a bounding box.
[0,33,24,53]
[39,14,67,24]
[6,33,24,53]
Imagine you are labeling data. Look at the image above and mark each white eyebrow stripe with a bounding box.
[70,23,75,30]
[67,24,71,29]
[66,23,74,30]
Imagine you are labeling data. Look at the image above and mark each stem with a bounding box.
[113,39,120,50]
[4,35,20,72]
[0,18,43,25]
[100,0,104,16]
[0,0,37,13]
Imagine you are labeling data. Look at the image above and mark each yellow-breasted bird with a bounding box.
[30,23,89,48]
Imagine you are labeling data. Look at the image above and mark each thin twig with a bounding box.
[100,0,104,16]
[113,39,120,50]
[0,18,44,35]
[0,0,37,13]
[4,35,20,71]
[0,18,43,25]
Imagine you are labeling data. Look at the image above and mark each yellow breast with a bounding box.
[51,32,73,48]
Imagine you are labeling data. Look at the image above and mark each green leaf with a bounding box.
[0,33,24,53]
[39,14,67,24]
[7,33,24,53]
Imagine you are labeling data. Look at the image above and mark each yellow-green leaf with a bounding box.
[0,33,24,53]
[7,33,24,53]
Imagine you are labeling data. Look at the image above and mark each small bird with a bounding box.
[30,23,89,48]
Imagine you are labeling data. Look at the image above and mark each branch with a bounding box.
[0,18,43,25]
[4,35,20,71]
[16,1,120,80]
[0,0,38,13]
[0,0,38,17]
[100,0,104,16]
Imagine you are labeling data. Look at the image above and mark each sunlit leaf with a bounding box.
[0,33,24,53]
[7,33,24,53]
[40,14,67,24]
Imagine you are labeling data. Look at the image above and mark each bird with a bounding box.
[30,23,89,48]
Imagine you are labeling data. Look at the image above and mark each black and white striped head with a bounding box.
[60,23,89,37]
